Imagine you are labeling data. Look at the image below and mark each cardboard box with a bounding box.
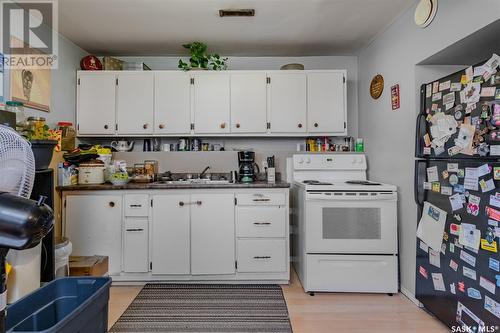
[69,255,109,277]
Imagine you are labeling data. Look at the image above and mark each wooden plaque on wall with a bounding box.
[370,74,384,100]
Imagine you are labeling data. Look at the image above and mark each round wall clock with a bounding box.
[414,0,438,28]
[370,74,384,100]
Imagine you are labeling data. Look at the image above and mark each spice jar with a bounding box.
[57,122,76,151]
[27,117,46,138]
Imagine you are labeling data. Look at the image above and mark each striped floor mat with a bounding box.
[110,284,293,333]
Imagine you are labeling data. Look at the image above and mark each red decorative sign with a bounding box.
[391,84,400,110]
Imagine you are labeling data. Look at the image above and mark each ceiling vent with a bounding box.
[219,9,255,17]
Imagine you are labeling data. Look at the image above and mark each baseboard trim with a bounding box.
[400,286,423,307]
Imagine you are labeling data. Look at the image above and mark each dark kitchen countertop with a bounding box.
[56,181,290,191]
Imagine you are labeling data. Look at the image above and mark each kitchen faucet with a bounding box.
[200,166,211,179]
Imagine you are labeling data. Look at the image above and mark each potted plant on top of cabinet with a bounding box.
[178,41,228,71]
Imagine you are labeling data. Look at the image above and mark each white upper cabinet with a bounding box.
[76,70,347,137]
[193,73,231,134]
[116,72,154,135]
[307,72,346,134]
[268,73,307,133]
[155,72,192,134]
[230,73,267,133]
[77,73,116,135]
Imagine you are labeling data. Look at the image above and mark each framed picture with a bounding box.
[0,53,3,103]
[10,68,51,112]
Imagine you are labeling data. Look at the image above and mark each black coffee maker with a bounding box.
[238,151,260,183]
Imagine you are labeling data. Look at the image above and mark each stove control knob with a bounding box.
[305,157,311,164]
[357,157,364,164]
[297,157,304,164]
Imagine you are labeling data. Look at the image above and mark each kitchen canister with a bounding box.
[78,161,105,184]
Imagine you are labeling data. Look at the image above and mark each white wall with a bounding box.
[3,34,88,127]
[118,55,359,137]
[358,0,500,297]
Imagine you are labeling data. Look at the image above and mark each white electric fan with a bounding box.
[0,124,53,331]
[0,124,35,197]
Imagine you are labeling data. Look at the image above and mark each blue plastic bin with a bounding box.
[6,277,111,333]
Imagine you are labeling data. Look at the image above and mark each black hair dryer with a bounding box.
[0,192,54,333]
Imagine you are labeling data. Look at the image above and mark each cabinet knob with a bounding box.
[109,201,115,207]
[220,123,226,129]
[236,123,240,129]
[196,201,202,206]
[179,201,184,207]
[314,123,319,128]
[143,123,149,129]
[104,124,109,130]
[298,123,303,128]
[159,124,165,129]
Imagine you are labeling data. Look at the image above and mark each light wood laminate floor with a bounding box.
[108,267,448,333]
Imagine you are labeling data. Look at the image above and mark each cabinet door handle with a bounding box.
[252,198,271,202]
[179,201,202,206]
[159,124,165,129]
[253,256,271,259]
[104,124,109,130]
[298,123,303,128]
[109,201,115,207]
[314,123,319,128]
[253,222,271,225]
[179,201,185,207]
[143,123,149,129]
[126,228,144,232]
[220,122,226,129]
[130,204,142,208]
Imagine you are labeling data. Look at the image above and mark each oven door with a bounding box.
[305,191,397,254]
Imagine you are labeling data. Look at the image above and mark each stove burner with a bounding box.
[345,180,381,185]
[303,180,333,185]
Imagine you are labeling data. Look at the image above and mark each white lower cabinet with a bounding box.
[237,240,287,273]
[64,194,122,274]
[63,189,288,282]
[191,193,235,275]
[151,194,191,275]
[123,218,149,272]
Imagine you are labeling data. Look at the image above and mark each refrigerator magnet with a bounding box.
[453,214,462,221]
[439,80,451,91]
[467,288,482,300]
[484,295,500,319]
[448,174,458,186]
[450,223,461,236]
[418,266,428,279]
[486,206,500,221]
[479,276,496,294]
[432,81,439,93]
[449,243,455,253]
[489,258,500,272]
[460,249,477,267]
[423,182,432,190]
[441,186,452,195]
[450,283,456,295]
[458,281,465,292]
[450,82,462,92]
[432,182,441,193]
[480,239,497,253]
[442,232,449,242]
[449,259,459,271]
[493,167,500,180]
[442,170,449,179]
[463,266,477,280]
[456,302,484,329]
[447,163,459,172]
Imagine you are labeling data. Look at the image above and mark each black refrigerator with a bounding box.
[415,56,500,331]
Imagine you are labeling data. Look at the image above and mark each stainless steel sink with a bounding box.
[154,179,231,185]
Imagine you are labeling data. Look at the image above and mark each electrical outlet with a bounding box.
[262,160,268,170]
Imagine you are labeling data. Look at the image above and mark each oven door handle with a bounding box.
[306,194,397,201]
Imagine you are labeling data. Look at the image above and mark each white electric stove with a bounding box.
[289,153,398,294]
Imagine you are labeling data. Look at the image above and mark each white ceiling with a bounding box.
[58,0,415,56]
